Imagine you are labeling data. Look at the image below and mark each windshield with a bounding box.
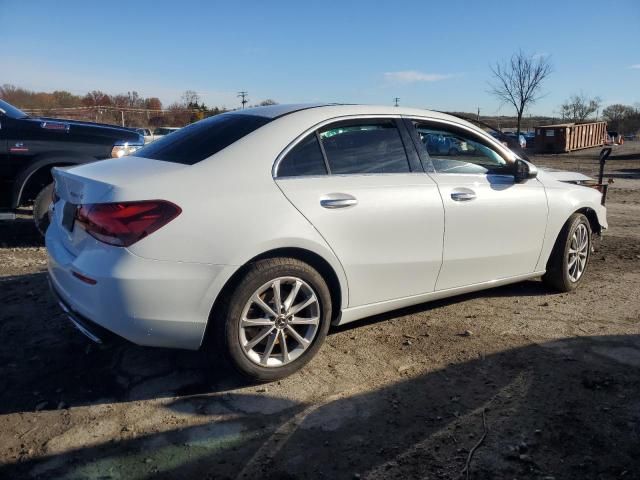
[0,99,29,119]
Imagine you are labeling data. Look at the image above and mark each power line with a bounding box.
[238,91,249,109]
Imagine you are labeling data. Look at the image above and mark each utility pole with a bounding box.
[393,97,400,107]
[477,107,480,121]
[238,91,248,109]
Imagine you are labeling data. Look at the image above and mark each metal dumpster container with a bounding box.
[535,121,607,153]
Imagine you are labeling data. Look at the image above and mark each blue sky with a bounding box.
[1,0,638,115]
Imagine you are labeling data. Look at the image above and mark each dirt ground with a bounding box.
[1,143,639,480]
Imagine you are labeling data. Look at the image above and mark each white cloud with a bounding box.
[629,64,640,69]
[383,70,456,84]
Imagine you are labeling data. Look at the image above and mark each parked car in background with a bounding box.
[505,132,527,149]
[134,128,154,144]
[421,132,461,155]
[524,132,536,148]
[606,131,623,145]
[0,99,143,233]
[47,104,607,381]
[488,131,523,152]
[153,127,180,139]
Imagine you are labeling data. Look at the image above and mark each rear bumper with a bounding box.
[46,222,230,350]
[50,280,118,344]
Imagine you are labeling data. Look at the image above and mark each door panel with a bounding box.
[432,172,548,290]
[276,174,444,307]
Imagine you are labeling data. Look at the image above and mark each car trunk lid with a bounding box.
[50,157,186,256]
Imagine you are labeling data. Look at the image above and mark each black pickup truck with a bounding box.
[0,99,143,233]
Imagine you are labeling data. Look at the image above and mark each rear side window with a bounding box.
[278,133,328,177]
[138,114,271,165]
[319,121,410,174]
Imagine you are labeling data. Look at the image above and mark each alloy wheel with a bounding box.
[568,223,589,282]
[239,276,320,367]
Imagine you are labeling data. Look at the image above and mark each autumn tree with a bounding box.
[489,50,553,135]
[82,90,111,107]
[145,97,162,110]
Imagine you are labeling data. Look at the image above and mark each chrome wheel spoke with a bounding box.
[290,296,316,315]
[272,279,283,314]
[280,330,289,362]
[286,325,310,349]
[289,315,319,325]
[245,326,275,350]
[261,332,277,365]
[284,280,302,311]
[241,317,275,327]
[253,294,277,318]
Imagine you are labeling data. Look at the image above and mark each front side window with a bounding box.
[414,123,509,174]
[278,133,327,177]
[319,121,410,174]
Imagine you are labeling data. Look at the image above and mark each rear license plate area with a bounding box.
[62,202,77,232]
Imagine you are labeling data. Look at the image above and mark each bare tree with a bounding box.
[181,90,200,107]
[259,99,278,106]
[559,93,601,122]
[602,104,634,123]
[489,50,552,135]
[603,103,637,133]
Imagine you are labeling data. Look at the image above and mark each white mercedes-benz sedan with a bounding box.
[46,104,608,380]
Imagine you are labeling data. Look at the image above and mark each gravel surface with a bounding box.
[1,143,639,479]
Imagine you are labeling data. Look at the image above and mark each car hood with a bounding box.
[28,116,141,142]
[536,167,594,183]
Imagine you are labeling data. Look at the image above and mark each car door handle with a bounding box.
[451,190,476,202]
[320,194,358,209]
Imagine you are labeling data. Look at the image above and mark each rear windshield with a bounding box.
[138,113,271,164]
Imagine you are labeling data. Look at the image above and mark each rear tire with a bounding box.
[211,257,332,382]
[33,183,54,237]
[542,213,592,292]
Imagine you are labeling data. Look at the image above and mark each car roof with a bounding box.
[231,103,477,127]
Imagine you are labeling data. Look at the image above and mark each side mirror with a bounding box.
[514,158,537,183]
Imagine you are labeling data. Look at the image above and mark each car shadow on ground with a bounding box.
[603,168,640,180]
[0,271,557,418]
[0,217,43,248]
[2,333,639,479]
[609,151,640,161]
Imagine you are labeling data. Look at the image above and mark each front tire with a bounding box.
[542,213,592,292]
[213,258,332,382]
[33,183,54,236]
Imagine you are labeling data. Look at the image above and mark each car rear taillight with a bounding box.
[75,200,181,247]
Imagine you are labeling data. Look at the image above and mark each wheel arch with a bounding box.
[575,206,601,235]
[12,153,87,208]
[201,246,347,349]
